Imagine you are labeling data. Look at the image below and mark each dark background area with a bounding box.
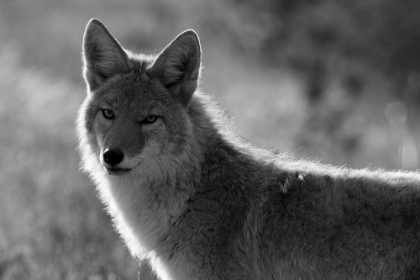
[0,0,419,278]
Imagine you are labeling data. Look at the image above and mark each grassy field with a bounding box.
[0,0,419,279]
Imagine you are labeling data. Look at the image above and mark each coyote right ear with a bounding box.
[82,19,131,92]
[148,30,201,107]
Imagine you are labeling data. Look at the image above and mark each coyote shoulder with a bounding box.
[77,18,420,280]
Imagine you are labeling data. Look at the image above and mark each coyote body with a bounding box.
[78,19,420,280]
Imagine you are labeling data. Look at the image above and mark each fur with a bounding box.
[77,19,420,280]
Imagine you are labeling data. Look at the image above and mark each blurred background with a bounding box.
[1,0,419,279]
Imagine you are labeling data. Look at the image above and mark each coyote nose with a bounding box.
[103,149,124,166]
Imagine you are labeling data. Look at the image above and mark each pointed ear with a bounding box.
[148,30,201,107]
[82,19,132,92]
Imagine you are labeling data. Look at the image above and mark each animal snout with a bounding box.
[103,148,124,166]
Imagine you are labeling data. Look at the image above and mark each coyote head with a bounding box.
[77,19,202,179]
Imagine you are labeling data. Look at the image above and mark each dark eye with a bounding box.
[143,115,158,124]
[102,109,115,119]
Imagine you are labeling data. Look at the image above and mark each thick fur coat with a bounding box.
[77,19,420,280]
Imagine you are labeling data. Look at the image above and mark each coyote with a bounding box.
[78,18,420,280]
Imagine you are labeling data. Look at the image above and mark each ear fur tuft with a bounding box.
[82,19,131,92]
[149,30,201,107]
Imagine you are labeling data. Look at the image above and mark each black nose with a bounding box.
[103,149,124,166]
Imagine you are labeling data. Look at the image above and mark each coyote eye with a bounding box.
[143,115,158,124]
[102,109,115,119]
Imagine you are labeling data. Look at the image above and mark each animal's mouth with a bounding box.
[104,167,131,176]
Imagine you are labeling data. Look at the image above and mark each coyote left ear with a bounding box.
[149,30,201,107]
[82,19,131,92]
